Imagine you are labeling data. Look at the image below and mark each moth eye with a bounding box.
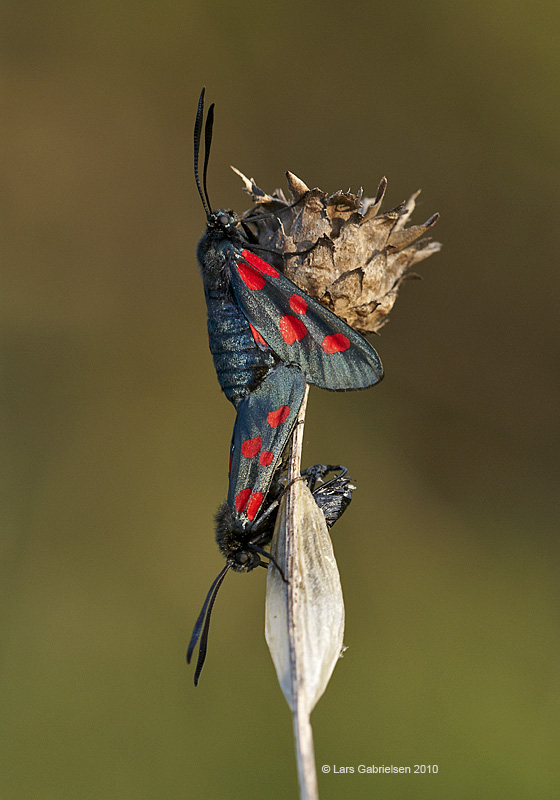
[218,213,230,226]
[236,552,249,565]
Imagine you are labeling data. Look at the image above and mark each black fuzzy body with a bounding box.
[197,210,277,406]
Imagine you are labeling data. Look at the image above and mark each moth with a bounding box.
[188,457,355,685]
[194,88,384,406]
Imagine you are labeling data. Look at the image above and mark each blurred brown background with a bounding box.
[2,2,559,798]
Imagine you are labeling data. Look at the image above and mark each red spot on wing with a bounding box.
[242,250,280,278]
[289,294,308,315]
[259,450,274,466]
[249,322,268,347]
[238,262,265,291]
[268,405,290,428]
[322,333,351,354]
[241,436,262,459]
[235,487,251,513]
[280,315,307,344]
[246,491,263,521]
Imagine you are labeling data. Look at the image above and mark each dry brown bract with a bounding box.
[232,168,441,334]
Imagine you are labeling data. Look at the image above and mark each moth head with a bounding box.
[214,501,263,573]
[206,208,239,234]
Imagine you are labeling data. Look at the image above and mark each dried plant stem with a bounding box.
[284,386,319,800]
[267,386,345,797]
[293,702,317,800]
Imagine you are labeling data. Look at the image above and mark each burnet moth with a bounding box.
[188,460,355,686]
[194,88,384,407]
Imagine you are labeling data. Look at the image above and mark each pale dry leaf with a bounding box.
[265,480,345,714]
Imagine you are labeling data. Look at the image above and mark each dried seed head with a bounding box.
[232,167,441,333]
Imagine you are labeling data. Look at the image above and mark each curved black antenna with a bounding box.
[192,564,230,686]
[187,562,229,662]
[202,102,214,215]
[194,88,211,217]
[187,563,230,685]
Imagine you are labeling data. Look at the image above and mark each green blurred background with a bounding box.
[2,2,559,798]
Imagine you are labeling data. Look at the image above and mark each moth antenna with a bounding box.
[187,563,230,685]
[186,563,222,662]
[202,101,215,215]
[194,88,211,217]
[193,564,229,686]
